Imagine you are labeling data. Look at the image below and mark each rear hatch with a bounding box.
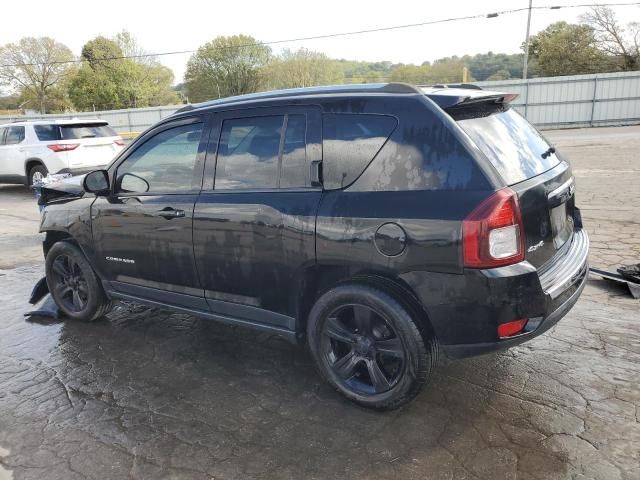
[444,95,577,269]
[36,122,123,169]
[61,123,122,168]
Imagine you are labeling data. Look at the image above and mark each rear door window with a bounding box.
[0,127,6,145]
[453,106,560,185]
[5,126,25,145]
[60,124,117,139]
[216,116,283,190]
[322,114,397,190]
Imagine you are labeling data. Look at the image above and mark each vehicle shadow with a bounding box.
[0,184,33,198]
[41,303,571,479]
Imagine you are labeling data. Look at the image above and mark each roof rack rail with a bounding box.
[174,82,423,115]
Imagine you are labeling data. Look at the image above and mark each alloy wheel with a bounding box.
[31,171,44,185]
[50,254,89,313]
[321,304,406,395]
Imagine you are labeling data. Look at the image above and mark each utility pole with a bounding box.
[522,0,533,79]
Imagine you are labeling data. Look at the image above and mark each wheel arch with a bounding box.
[43,230,75,257]
[25,158,46,185]
[295,266,437,344]
[25,157,45,177]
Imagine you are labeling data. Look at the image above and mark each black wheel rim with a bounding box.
[51,254,89,313]
[321,304,406,396]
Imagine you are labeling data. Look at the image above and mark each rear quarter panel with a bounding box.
[315,94,497,276]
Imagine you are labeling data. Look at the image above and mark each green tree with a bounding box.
[335,59,394,83]
[0,93,20,113]
[69,37,124,110]
[389,59,471,85]
[462,52,524,80]
[389,64,432,84]
[261,48,343,89]
[581,6,640,71]
[185,35,271,102]
[430,57,473,83]
[69,32,178,111]
[487,69,512,81]
[527,21,612,76]
[0,37,75,113]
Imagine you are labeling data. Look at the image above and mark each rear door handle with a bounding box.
[152,207,185,219]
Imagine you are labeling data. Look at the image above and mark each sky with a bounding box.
[1,0,639,84]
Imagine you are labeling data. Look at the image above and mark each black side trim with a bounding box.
[108,290,297,342]
[111,281,209,311]
[206,296,296,330]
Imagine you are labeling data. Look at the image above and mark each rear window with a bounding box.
[34,123,118,141]
[322,113,397,190]
[61,124,117,140]
[453,106,560,185]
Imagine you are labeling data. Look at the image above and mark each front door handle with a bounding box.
[152,207,185,219]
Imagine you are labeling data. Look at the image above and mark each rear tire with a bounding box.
[45,241,111,322]
[28,164,48,186]
[307,284,437,410]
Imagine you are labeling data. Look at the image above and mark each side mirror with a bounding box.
[119,173,150,193]
[83,170,110,196]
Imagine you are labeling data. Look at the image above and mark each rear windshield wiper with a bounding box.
[541,146,556,159]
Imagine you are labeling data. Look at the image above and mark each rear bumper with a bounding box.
[442,255,588,358]
[401,229,590,359]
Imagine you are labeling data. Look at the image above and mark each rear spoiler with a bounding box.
[447,93,519,109]
[419,84,519,110]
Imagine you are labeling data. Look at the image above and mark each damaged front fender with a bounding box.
[36,174,86,207]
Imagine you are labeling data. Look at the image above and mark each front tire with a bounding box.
[28,164,48,186]
[45,241,111,322]
[307,284,437,410]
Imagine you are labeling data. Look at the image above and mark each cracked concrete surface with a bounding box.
[0,125,639,479]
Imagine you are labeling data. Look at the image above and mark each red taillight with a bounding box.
[463,187,525,268]
[47,143,79,152]
[498,318,528,338]
[114,139,125,146]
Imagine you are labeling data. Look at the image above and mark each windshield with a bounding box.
[454,106,560,185]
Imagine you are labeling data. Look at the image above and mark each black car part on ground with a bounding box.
[590,266,640,299]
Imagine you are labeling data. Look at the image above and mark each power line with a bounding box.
[1,1,639,69]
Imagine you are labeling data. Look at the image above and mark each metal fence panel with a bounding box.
[2,71,640,130]
[477,70,640,128]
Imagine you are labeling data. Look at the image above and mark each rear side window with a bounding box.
[60,124,117,140]
[0,127,5,145]
[454,106,560,185]
[5,126,25,145]
[322,114,397,190]
[34,124,60,141]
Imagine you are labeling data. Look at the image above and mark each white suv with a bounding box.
[0,119,124,186]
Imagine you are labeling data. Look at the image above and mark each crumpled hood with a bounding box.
[38,175,86,205]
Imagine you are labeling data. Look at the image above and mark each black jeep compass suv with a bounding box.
[37,83,589,409]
